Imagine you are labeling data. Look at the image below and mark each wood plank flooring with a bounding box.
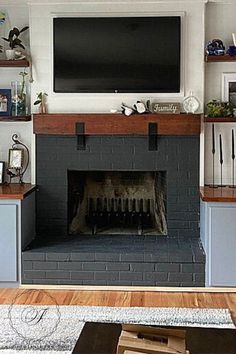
[0,288,235,324]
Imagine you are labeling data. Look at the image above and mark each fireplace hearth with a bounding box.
[22,113,205,287]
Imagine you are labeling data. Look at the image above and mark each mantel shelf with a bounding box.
[0,59,29,67]
[204,117,236,123]
[205,54,236,62]
[33,113,201,136]
[0,115,31,122]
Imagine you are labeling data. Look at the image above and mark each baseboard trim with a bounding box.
[20,284,236,293]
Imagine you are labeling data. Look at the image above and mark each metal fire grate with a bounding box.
[86,197,154,235]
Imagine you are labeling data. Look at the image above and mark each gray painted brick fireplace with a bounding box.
[22,134,205,286]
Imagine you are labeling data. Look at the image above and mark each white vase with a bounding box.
[5,49,15,60]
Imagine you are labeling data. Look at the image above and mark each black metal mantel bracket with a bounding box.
[148,122,158,151]
[75,121,158,151]
[76,122,86,150]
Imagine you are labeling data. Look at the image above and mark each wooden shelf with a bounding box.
[200,186,236,202]
[0,183,36,200]
[33,113,201,136]
[204,117,236,122]
[0,115,31,122]
[0,59,29,67]
[205,54,236,62]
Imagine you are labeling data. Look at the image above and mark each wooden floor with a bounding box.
[0,288,236,324]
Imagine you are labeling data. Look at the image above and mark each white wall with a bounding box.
[1,0,214,185]
[0,3,31,182]
[205,2,236,186]
[29,1,205,114]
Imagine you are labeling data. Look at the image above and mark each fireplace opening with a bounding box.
[68,171,167,236]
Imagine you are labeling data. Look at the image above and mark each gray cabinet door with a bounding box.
[0,204,17,282]
[210,205,236,286]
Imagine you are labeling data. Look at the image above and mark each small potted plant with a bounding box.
[206,100,234,118]
[2,26,29,60]
[34,92,48,114]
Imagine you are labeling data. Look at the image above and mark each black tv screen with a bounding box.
[53,16,181,93]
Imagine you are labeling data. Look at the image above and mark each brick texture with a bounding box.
[22,237,205,286]
[36,135,200,239]
[23,134,205,287]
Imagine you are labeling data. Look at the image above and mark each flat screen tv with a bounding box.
[53,16,181,93]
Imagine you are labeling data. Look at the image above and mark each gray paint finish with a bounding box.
[0,204,17,282]
[28,134,204,286]
[22,236,205,286]
[36,135,200,239]
[21,193,36,250]
[201,202,236,287]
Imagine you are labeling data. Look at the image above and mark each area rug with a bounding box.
[0,304,234,353]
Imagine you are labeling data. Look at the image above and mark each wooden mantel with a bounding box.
[33,113,201,136]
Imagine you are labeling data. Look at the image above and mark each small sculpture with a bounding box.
[121,100,151,116]
[146,100,152,113]
[183,92,200,114]
[121,103,135,116]
[206,39,225,56]
[227,34,236,56]
[133,101,146,114]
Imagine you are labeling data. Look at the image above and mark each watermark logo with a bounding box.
[8,289,61,342]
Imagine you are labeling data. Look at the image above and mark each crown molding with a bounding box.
[26,0,209,4]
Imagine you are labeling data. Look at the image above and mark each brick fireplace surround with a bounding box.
[22,113,205,286]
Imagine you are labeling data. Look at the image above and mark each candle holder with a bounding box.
[219,134,226,188]
[208,124,218,188]
[229,129,236,188]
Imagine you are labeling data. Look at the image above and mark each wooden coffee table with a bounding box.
[73,322,236,354]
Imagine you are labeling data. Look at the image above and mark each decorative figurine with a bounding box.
[121,100,151,115]
[183,92,200,114]
[133,101,146,114]
[146,100,152,113]
[227,34,236,56]
[121,103,135,116]
[206,39,225,56]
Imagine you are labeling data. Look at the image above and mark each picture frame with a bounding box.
[0,161,4,184]
[8,148,24,169]
[0,89,11,116]
[221,73,236,115]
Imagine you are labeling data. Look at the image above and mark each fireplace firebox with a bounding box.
[68,171,167,236]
